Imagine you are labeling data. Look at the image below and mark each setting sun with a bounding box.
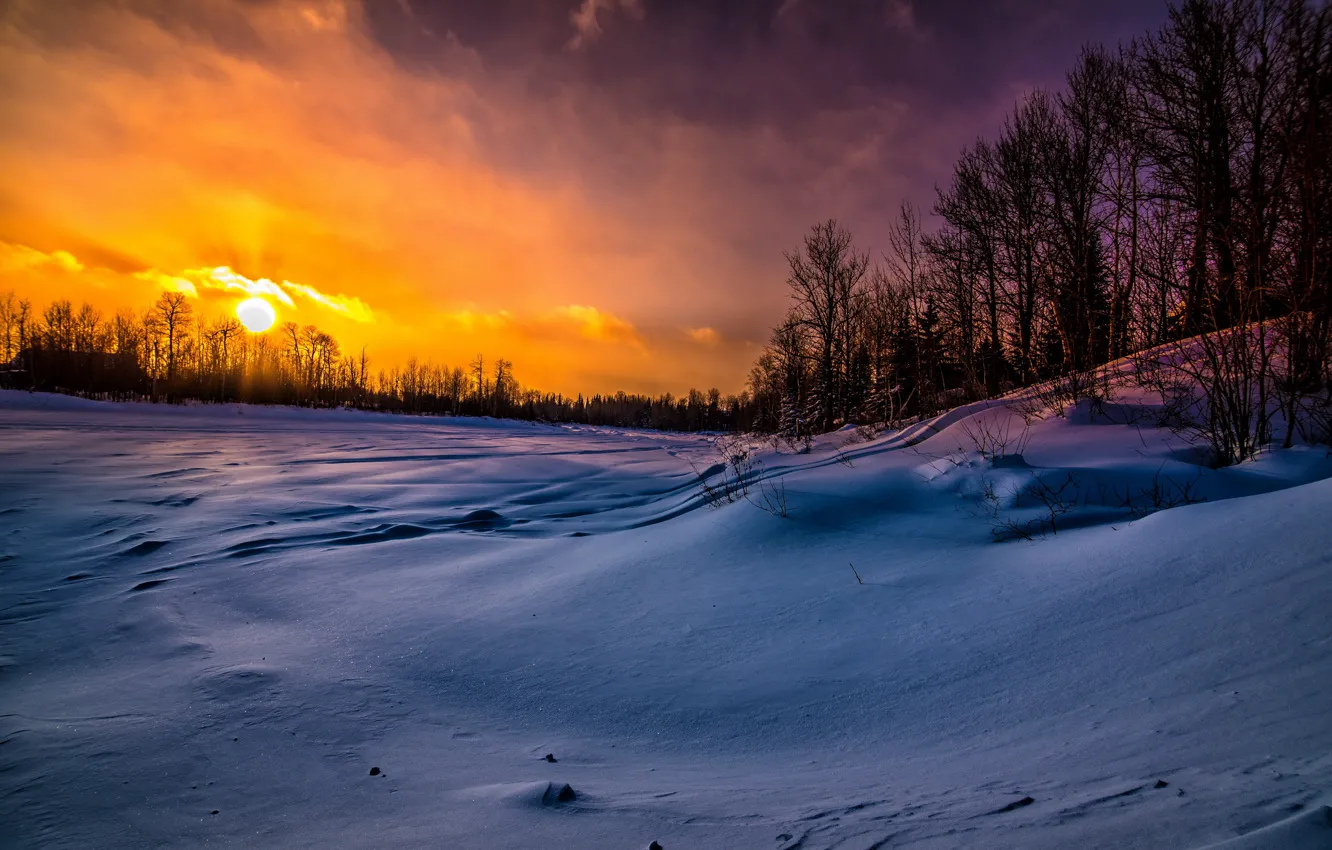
[236,297,277,333]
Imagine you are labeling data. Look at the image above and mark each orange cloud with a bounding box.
[131,263,375,322]
[0,0,768,396]
[551,305,641,344]
[133,269,201,298]
[0,242,83,274]
[686,326,721,345]
[268,280,374,323]
[190,268,293,306]
[445,308,514,332]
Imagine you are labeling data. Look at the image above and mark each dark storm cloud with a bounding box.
[367,0,1166,210]
[369,1,1164,119]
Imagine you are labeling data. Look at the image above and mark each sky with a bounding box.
[0,0,1167,396]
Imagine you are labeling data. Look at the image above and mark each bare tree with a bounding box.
[470,354,487,408]
[0,291,17,363]
[211,317,243,400]
[1103,45,1148,360]
[493,358,514,415]
[1136,0,1245,335]
[1273,0,1332,446]
[784,219,870,430]
[937,140,1007,388]
[1040,51,1118,380]
[994,98,1049,382]
[151,292,193,393]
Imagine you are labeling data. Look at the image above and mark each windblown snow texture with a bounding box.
[1,389,1330,849]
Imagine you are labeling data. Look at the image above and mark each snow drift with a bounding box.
[1,387,1330,849]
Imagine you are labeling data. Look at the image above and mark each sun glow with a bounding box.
[236,297,277,333]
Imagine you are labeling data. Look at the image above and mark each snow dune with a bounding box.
[1,389,1330,849]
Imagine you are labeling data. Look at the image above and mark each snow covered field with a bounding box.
[2,388,1331,849]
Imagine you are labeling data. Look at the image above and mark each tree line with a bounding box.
[4,0,1329,452]
[748,0,1332,464]
[0,290,758,432]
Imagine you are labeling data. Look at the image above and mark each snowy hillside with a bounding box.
[1,388,1330,849]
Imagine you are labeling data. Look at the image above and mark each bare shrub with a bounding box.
[691,460,736,508]
[1131,319,1276,468]
[1297,391,1332,447]
[1009,364,1118,424]
[749,476,790,518]
[692,435,793,517]
[986,471,1081,541]
[854,423,883,442]
[691,435,758,507]
[1111,465,1207,519]
[1021,472,1080,534]
[956,414,1032,461]
[1006,392,1051,425]
[1036,371,1090,418]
